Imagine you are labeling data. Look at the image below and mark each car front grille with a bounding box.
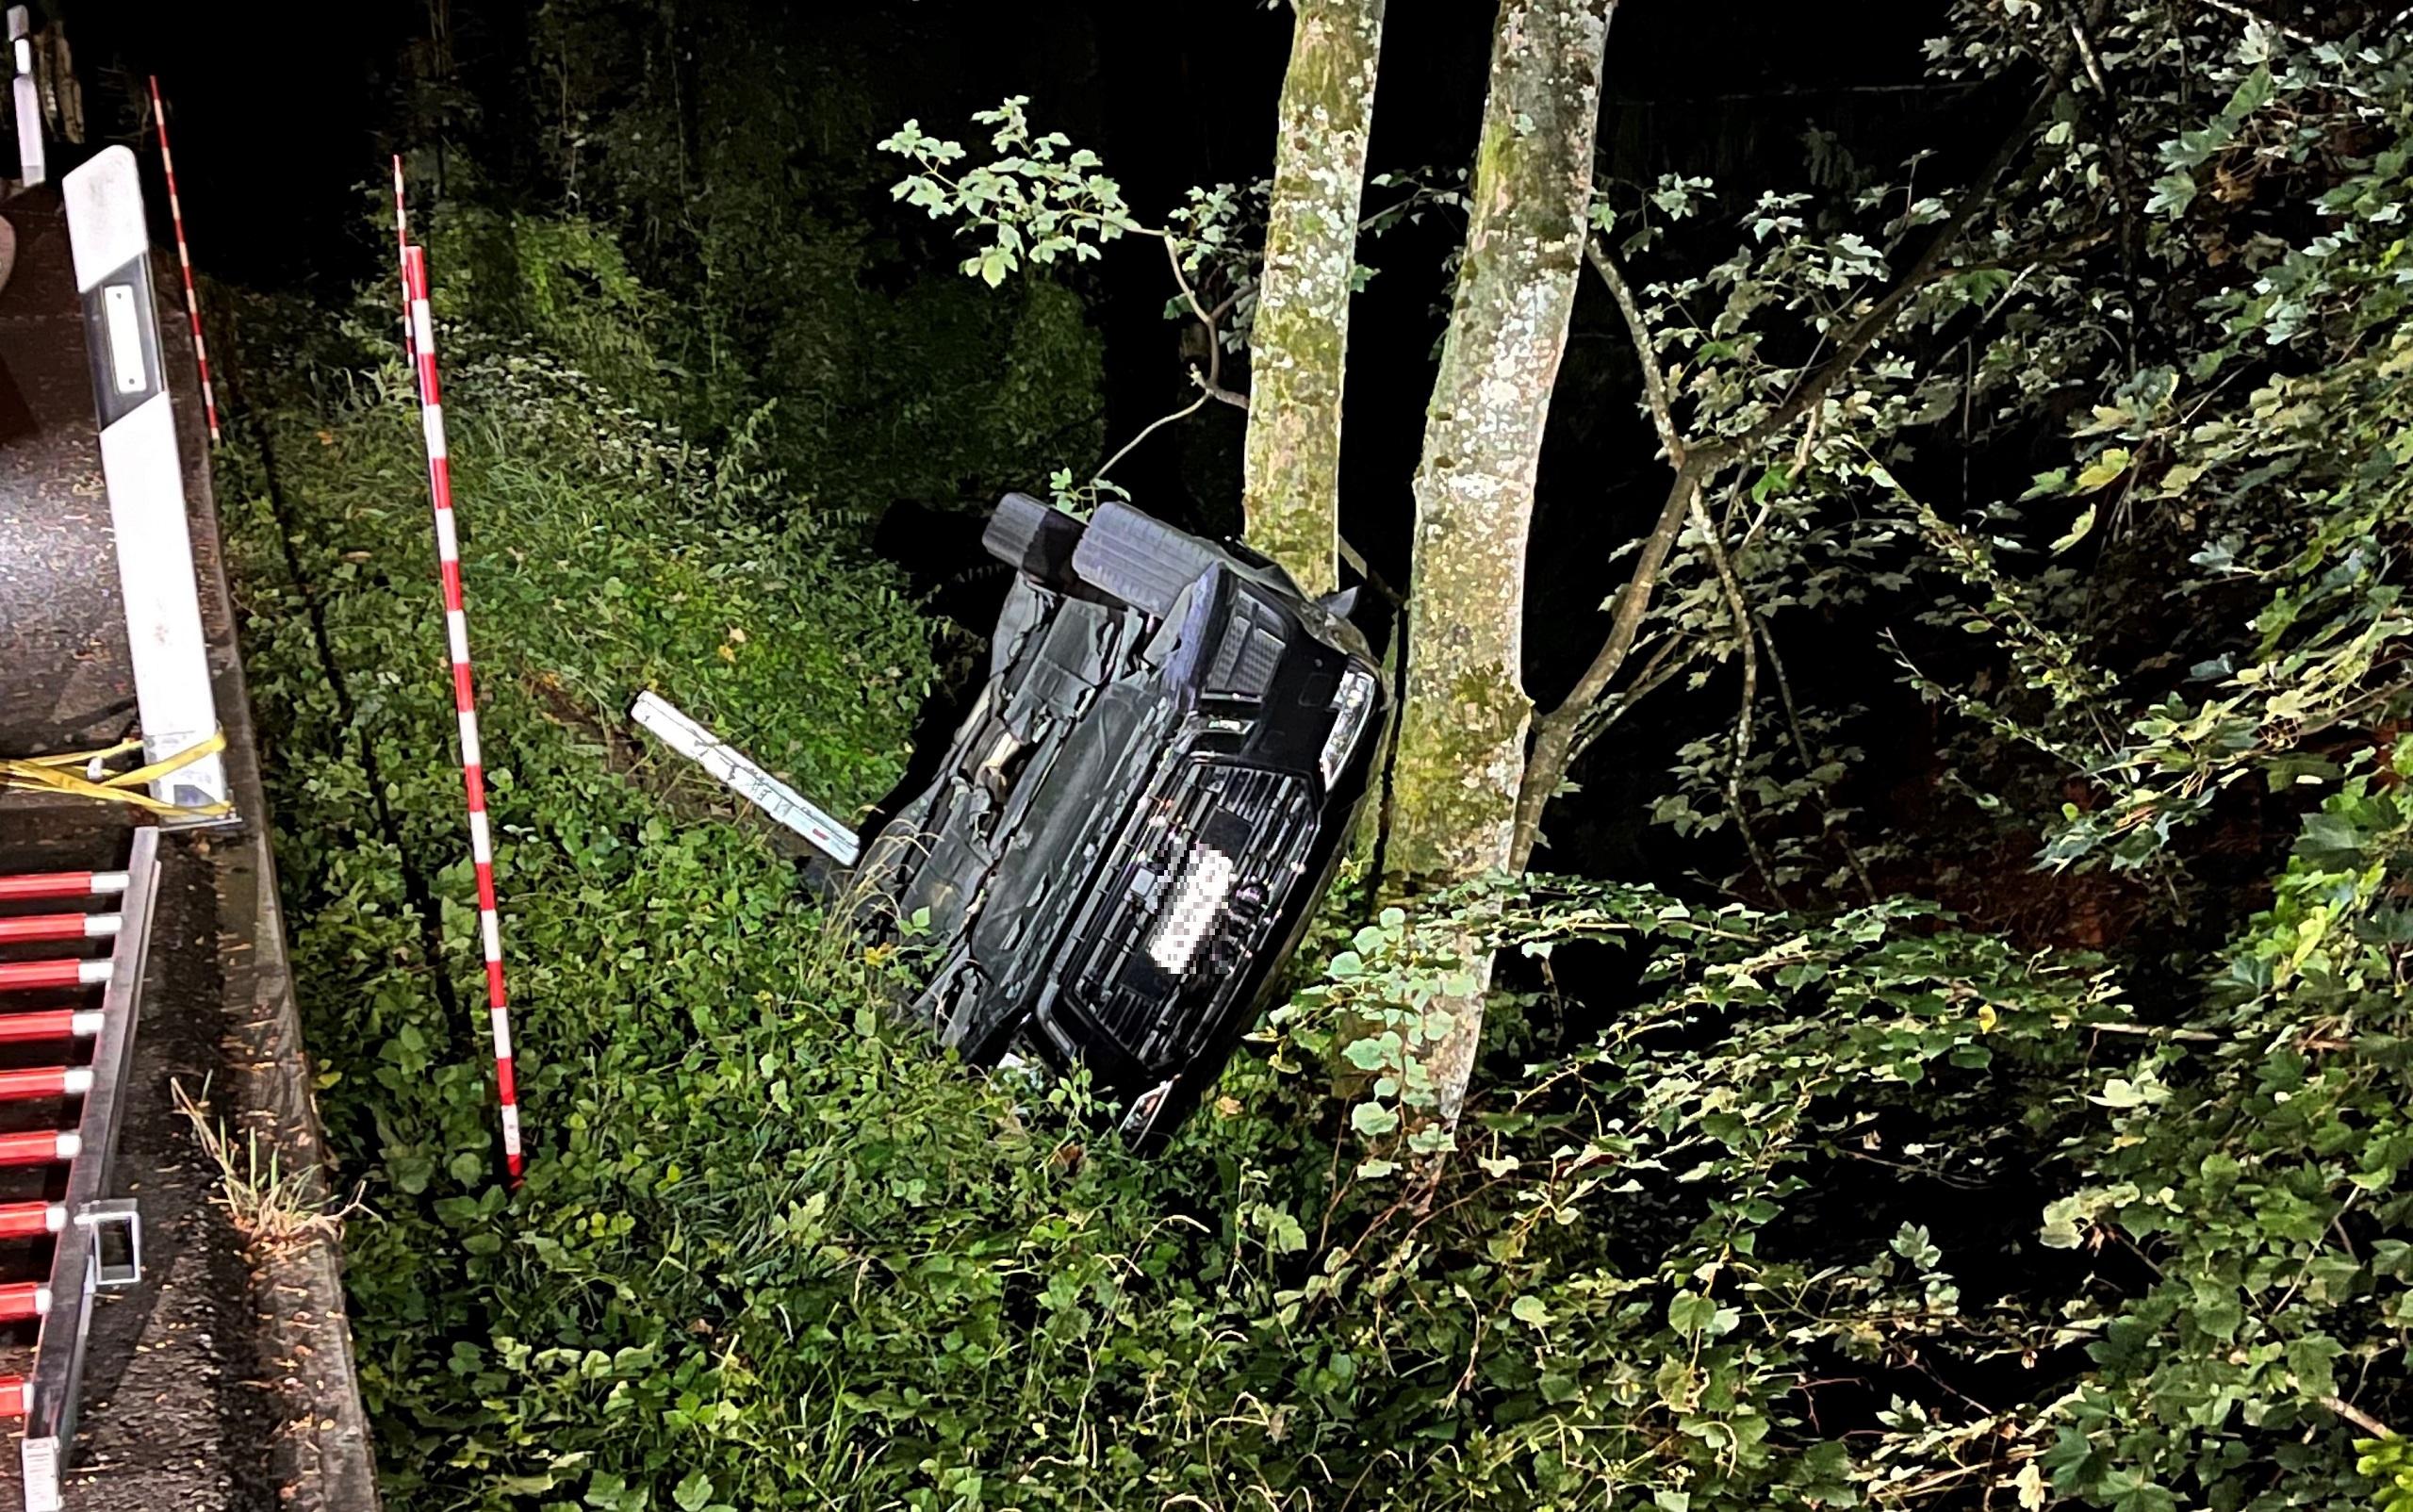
[1062,760,1318,1071]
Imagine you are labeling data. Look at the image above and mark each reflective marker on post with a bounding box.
[146,77,219,445]
[395,169,523,1186]
[10,7,41,188]
[62,147,236,820]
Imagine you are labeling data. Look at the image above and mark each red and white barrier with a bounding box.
[145,77,219,445]
[394,165,523,1185]
[0,1206,65,1242]
[0,872,127,903]
[0,1133,77,1169]
[0,914,122,945]
[0,1070,91,1103]
[0,1013,101,1046]
[0,961,109,994]
[391,157,415,366]
[0,830,159,1498]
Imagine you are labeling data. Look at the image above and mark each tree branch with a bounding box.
[1160,231,1217,332]
[1161,233,1250,409]
[1559,468,1700,720]
[2321,1394,2397,1441]
[1562,635,1705,771]
[1584,240,1683,465]
[1591,634,1688,728]
[1512,463,1702,868]
[1094,386,1211,485]
[1709,69,2069,468]
[1515,29,2084,868]
[1199,377,1251,411]
[1692,489,1785,903]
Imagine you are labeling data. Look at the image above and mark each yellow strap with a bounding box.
[103,729,228,792]
[0,730,233,817]
[16,737,144,770]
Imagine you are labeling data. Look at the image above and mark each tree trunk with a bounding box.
[1386,0,1614,1117]
[1242,0,1386,597]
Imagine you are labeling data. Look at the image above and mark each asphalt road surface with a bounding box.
[0,180,375,1512]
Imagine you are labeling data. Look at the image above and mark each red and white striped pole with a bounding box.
[395,174,523,1186]
[146,76,220,445]
[391,156,415,367]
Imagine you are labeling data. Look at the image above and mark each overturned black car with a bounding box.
[859,494,1386,1148]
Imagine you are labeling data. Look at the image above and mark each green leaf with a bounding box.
[2051,504,2098,554]
[2040,1195,2087,1250]
[1350,1101,1400,1137]
[1667,1290,1720,1336]
[1343,1035,1394,1071]
[2073,449,2131,494]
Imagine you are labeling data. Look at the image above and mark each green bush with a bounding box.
[226,272,2409,1501]
[222,13,2413,1505]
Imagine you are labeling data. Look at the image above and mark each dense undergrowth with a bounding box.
[215,9,2413,1510]
[224,263,2410,1509]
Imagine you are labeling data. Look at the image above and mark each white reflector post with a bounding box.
[8,7,40,188]
[62,147,231,818]
[629,692,861,866]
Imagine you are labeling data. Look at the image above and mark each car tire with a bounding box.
[981,491,1088,588]
[1071,501,1223,618]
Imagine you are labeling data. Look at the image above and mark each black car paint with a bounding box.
[860,495,1385,1148]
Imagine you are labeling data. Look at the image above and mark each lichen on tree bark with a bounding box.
[1386,0,1614,1116]
[1242,0,1386,598]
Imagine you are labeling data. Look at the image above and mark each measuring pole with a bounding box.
[145,76,218,445]
[396,205,523,1185]
[390,156,414,366]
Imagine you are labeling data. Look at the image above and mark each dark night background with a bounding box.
[39,0,2011,889]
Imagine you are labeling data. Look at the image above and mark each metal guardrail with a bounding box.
[14,827,156,1512]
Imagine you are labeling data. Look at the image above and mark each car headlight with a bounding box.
[1318,667,1377,791]
[1146,844,1237,976]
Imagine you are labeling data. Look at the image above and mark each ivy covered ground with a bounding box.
[222,264,2413,1509]
[214,18,2413,1509]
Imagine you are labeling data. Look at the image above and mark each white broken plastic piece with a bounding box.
[629,692,862,866]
